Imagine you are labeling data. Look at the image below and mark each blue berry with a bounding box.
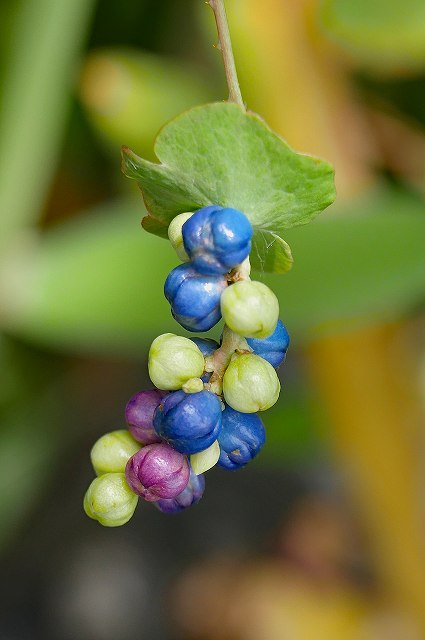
[153,390,222,454]
[154,467,205,514]
[246,320,290,368]
[218,405,265,470]
[182,205,253,275]
[164,264,227,332]
[191,337,219,382]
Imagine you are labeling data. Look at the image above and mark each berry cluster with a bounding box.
[84,206,289,526]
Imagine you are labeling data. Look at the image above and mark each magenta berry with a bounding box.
[125,389,166,444]
[125,443,190,502]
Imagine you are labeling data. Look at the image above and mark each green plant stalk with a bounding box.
[0,0,96,252]
[206,0,252,393]
[208,0,245,108]
[206,325,250,395]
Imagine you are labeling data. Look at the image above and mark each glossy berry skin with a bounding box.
[90,430,140,475]
[84,473,138,527]
[125,443,189,502]
[221,280,279,339]
[148,333,204,390]
[182,205,253,275]
[223,353,280,413]
[125,389,166,444]
[218,406,265,470]
[153,390,222,454]
[191,337,219,382]
[246,320,290,369]
[164,264,227,332]
[154,467,205,514]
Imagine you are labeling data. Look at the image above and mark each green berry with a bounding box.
[182,377,204,394]
[223,353,280,412]
[167,212,193,261]
[83,473,138,527]
[148,333,205,390]
[190,439,220,474]
[90,429,140,476]
[220,280,279,338]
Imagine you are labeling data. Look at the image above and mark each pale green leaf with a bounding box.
[122,102,335,273]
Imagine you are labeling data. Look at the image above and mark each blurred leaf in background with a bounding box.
[319,0,425,73]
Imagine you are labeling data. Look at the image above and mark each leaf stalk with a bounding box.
[207,0,245,109]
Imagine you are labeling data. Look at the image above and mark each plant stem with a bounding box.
[205,0,248,395]
[206,326,250,396]
[208,0,245,109]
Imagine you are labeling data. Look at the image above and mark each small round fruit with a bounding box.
[220,280,279,339]
[83,473,138,527]
[223,353,280,412]
[154,467,205,514]
[125,443,190,502]
[182,205,253,275]
[246,320,289,368]
[148,333,204,390]
[153,389,222,454]
[125,389,166,444]
[90,430,140,475]
[190,440,220,475]
[218,406,265,470]
[167,212,193,261]
[164,264,227,332]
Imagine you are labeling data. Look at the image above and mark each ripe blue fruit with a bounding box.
[164,264,227,332]
[154,467,205,514]
[191,337,219,382]
[153,389,222,454]
[246,320,290,368]
[218,405,265,470]
[182,205,253,275]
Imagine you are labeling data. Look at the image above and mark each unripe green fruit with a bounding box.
[190,440,220,474]
[91,430,140,475]
[223,353,280,412]
[168,212,193,261]
[182,377,204,394]
[148,333,204,390]
[220,280,279,338]
[83,473,138,527]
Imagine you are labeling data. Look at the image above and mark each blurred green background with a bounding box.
[1,0,425,638]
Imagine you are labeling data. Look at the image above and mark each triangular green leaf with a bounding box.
[122,102,335,273]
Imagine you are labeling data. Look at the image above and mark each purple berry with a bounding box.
[154,467,205,514]
[125,389,166,444]
[125,443,189,502]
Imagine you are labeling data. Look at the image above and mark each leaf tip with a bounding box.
[121,145,144,179]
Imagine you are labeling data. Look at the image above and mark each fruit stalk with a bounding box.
[206,325,250,395]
